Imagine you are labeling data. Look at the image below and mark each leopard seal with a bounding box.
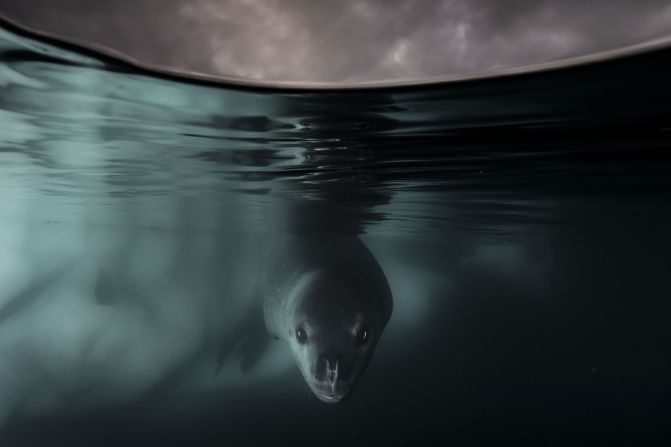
[262,233,392,403]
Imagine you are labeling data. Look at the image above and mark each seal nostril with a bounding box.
[320,351,342,383]
[324,358,339,383]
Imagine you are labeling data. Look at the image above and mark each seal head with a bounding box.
[285,271,387,403]
[263,235,393,403]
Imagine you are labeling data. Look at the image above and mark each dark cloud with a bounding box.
[1,0,671,83]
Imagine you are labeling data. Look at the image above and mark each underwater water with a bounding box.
[1,19,671,446]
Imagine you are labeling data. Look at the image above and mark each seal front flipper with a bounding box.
[214,309,270,376]
[235,317,270,374]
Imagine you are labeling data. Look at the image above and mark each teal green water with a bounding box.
[1,21,670,446]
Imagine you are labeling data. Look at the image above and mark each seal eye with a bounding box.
[295,327,308,344]
[356,327,369,345]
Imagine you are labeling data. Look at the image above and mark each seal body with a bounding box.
[263,233,392,403]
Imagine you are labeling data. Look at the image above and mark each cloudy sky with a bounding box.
[1,0,671,84]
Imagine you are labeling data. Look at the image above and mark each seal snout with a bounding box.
[309,351,350,403]
[325,358,339,385]
[318,352,342,383]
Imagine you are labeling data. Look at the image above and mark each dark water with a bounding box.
[1,19,670,446]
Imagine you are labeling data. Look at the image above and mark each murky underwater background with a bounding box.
[1,20,670,446]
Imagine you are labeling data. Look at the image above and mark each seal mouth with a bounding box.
[313,391,347,403]
[310,382,350,403]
